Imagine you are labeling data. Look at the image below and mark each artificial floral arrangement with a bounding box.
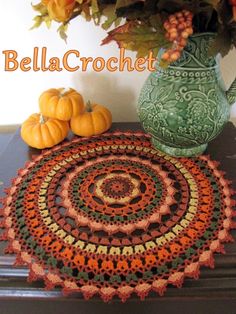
[32,0,236,64]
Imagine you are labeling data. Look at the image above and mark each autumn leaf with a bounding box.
[44,15,52,28]
[57,23,69,42]
[205,0,221,9]
[102,18,171,57]
[81,2,92,21]
[30,16,44,30]
[31,2,48,15]
[101,21,136,45]
[31,0,236,59]
[208,0,236,55]
[208,30,232,57]
[115,0,143,10]
[91,0,101,23]
[102,5,122,30]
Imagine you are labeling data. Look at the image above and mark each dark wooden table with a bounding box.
[0,123,236,314]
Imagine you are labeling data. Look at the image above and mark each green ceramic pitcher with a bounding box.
[138,33,236,157]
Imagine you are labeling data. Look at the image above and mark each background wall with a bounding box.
[0,0,236,125]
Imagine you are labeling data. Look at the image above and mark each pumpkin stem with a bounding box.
[60,87,71,97]
[39,114,46,124]
[86,101,93,112]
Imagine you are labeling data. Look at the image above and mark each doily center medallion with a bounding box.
[59,156,177,235]
[0,131,235,303]
[96,173,139,204]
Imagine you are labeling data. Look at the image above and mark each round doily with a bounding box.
[0,131,235,302]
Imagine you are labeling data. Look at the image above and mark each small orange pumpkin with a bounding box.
[39,88,85,121]
[70,102,112,137]
[21,113,69,149]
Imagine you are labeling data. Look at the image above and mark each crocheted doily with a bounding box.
[0,131,235,302]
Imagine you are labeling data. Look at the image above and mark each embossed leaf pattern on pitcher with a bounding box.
[138,34,231,157]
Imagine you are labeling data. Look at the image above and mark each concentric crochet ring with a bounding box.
[0,131,235,302]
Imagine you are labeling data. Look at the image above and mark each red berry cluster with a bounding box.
[162,10,193,63]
